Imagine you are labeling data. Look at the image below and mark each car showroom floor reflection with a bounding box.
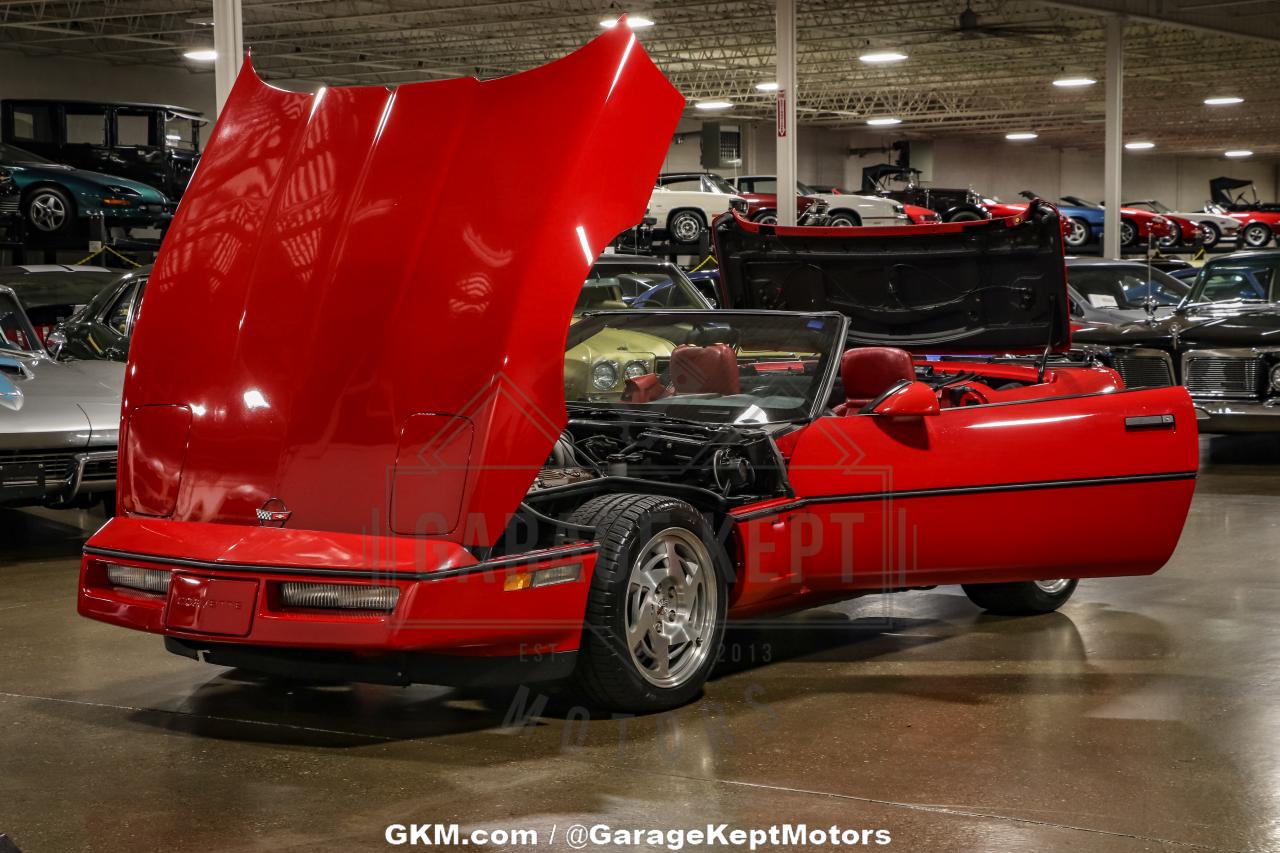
[0,435,1276,853]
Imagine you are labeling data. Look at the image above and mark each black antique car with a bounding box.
[0,164,17,241]
[1074,249,1280,432]
[0,99,205,201]
[860,163,988,222]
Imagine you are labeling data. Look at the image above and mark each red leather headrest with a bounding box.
[622,373,667,403]
[670,344,741,395]
[841,347,914,408]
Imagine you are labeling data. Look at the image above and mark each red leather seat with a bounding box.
[669,344,741,395]
[835,347,915,415]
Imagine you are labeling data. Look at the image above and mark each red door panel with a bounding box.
[732,386,1197,601]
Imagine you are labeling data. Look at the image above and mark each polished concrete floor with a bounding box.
[2,436,1278,853]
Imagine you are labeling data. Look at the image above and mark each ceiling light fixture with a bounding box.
[860,51,908,63]
[695,100,733,110]
[1005,132,1038,140]
[183,48,217,61]
[1224,149,1253,158]
[1053,76,1096,88]
[1204,96,1243,106]
[866,117,902,126]
[600,15,654,28]
[756,81,779,92]
[1124,141,1155,150]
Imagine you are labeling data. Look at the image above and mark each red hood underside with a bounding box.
[120,26,683,546]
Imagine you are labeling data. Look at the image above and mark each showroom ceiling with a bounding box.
[0,0,1276,155]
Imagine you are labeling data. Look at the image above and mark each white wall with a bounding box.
[0,51,216,118]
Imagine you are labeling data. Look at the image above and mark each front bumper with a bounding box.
[1192,399,1280,432]
[0,448,116,507]
[78,517,598,685]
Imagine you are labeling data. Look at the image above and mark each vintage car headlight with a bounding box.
[1270,362,1280,393]
[591,360,620,390]
[623,359,649,380]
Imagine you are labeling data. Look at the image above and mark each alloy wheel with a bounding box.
[624,527,718,689]
[1066,218,1089,247]
[1244,223,1272,248]
[28,191,67,232]
[1200,222,1220,248]
[1120,220,1137,246]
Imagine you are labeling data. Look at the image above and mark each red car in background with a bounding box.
[1209,178,1280,248]
[738,190,825,225]
[77,30,1198,714]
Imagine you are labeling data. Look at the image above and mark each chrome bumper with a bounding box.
[1193,399,1280,433]
[0,448,116,506]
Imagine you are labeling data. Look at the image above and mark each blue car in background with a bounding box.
[1015,191,1104,249]
[0,142,172,246]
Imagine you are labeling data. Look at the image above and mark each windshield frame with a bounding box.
[0,285,44,355]
[1069,263,1190,309]
[565,308,849,425]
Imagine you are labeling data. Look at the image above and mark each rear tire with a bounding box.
[1243,222,1273,248]
[945,208,984,222]
[567,494,728,713]
[1120,219,1138,247]
[827,209,861,228]
[751,209,778,225]
[1064,216,1092,248]
[961,578,1078,615]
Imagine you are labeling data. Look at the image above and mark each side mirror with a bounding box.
[868,381,940,417]
[45,329,66,358]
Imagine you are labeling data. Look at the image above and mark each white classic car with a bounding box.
[731,175,908,228]
[1124,199,1240,249]
[646,172,747,245]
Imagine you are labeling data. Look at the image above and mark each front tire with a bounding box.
[827,209,862,228]
[24,186,76,238]
[1120,219,1138,247]
[667,209,707,245]
[568,494,728,712]
[945,208,984,223]
[962,578,1078,615]
[751,209,778,225]
[1064,216,1092,248]
[1243,222,1273,248]
[1157,222,1181,248]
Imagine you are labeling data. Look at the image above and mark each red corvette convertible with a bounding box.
[77,27,1198,713]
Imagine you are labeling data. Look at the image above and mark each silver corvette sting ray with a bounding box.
[0,284,121,509]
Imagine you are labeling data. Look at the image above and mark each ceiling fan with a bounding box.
[946,1,1072,39]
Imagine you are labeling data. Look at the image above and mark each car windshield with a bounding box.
[1129,201,1170,214]
[0,143,54,165]
[0,291,41,354]
[797,181,818,195]
[1069,266,1190,309]
[0,270,120,340]
[704,174,737,194]
[564,311,842,425]
[1186,259,1278,304]
[164,115,201,152]
[577,262,708,312]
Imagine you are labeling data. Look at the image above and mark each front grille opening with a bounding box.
[1112,354,1175,389]
[1184,356,1264,399]
[0,450,76,485]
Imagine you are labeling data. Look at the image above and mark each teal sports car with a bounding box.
[0,142,173,245]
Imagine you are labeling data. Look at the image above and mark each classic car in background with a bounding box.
[731,175,909,227]
[648,172,746,244]
[48,265,149,362]
[1,99,205,202]
[1074,249,1280,431]
[0,276,121,510]
[1065,257,1190,325]
[860,164,989,221]
[567,254,712,400]
[1208,178,1280,248]
[0,143,172,245]
[1125,199,1239,249]
[1059,196,1190,248]
[0,264,119,345]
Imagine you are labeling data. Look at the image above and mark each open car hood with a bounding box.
[713,200,1069,353]
[120,25,683,546]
